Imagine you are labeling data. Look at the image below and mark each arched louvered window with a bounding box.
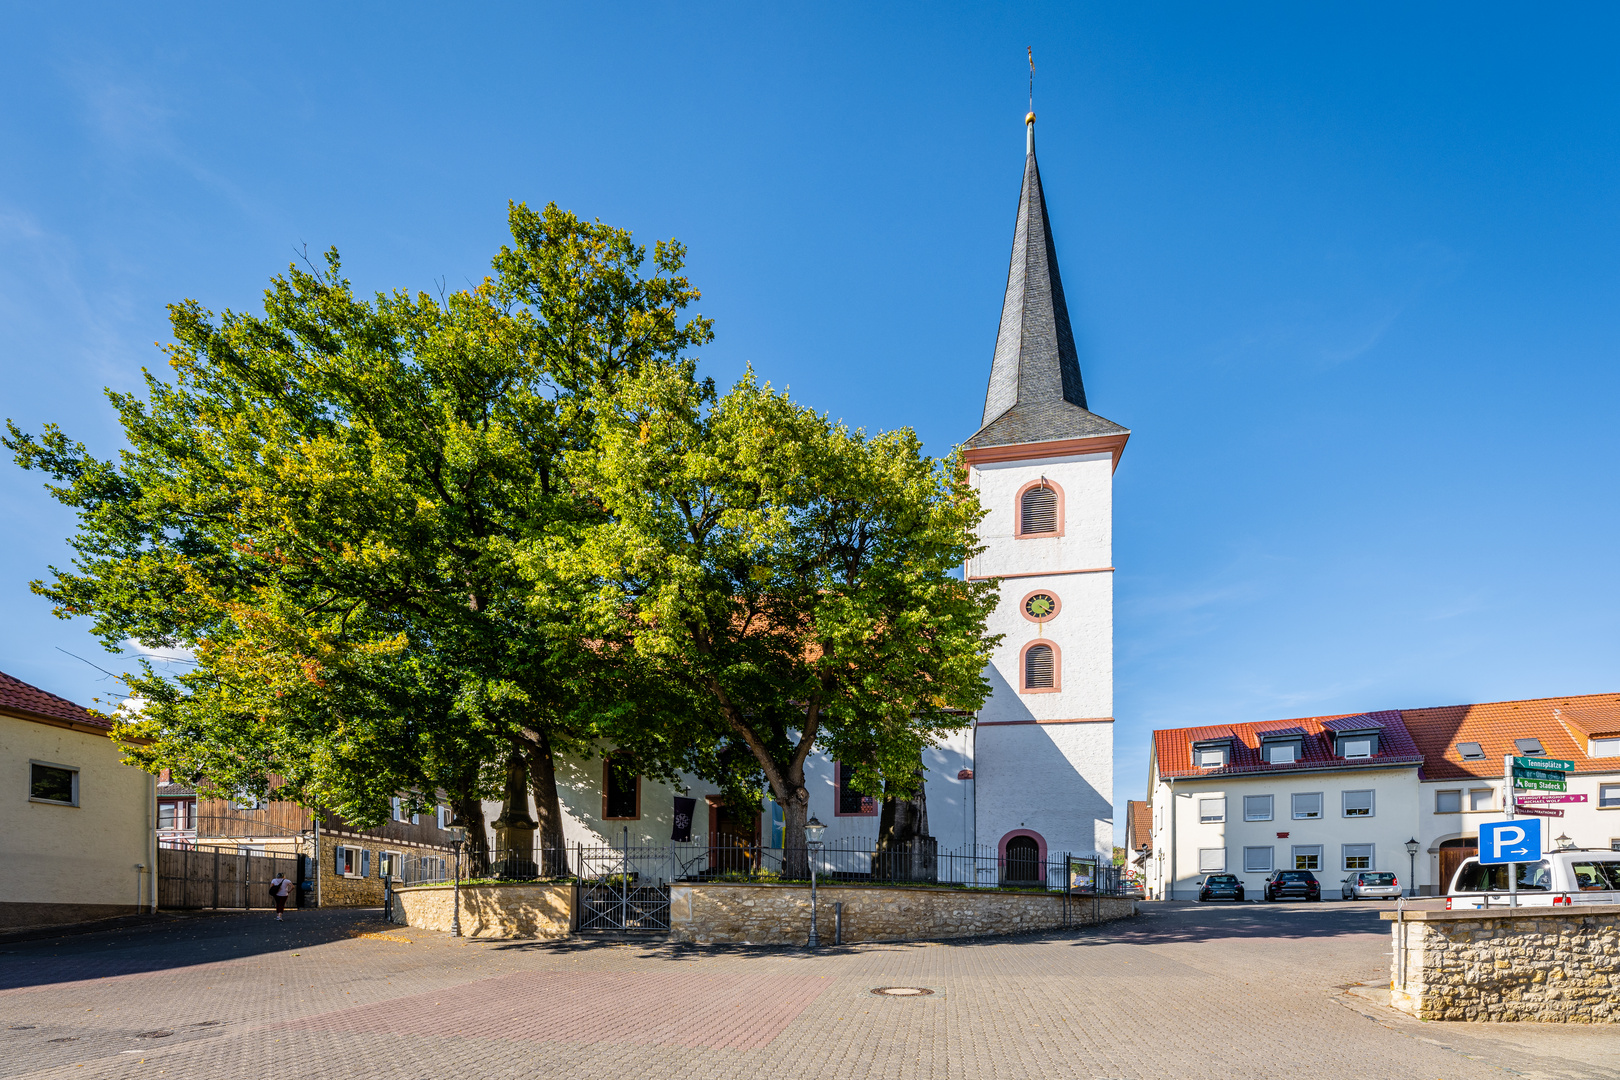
[1020,484,1058,534]
[1024,643,1055,689]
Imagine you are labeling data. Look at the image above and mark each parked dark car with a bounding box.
[1198,874,1245,902]
[1263,870,1320,901]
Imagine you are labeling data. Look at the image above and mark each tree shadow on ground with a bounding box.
[0,908,385,993]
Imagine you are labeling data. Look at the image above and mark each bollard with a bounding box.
[835,901,843,946]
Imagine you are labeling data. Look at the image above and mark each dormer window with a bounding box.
[1592,738,1620,758]
[1262,741,1300,765]
[1194,745,1228,768]
[1513,737,1544,755]
[1456,742,1485,761]
[1337,736,1375,759]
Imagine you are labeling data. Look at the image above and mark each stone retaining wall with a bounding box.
[392,882,574,939]
[668,883,1135,945]
[1384,904,1620,1022]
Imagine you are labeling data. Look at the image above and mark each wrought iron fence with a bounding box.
[481,835,1127,896]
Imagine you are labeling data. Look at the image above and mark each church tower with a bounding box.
[965,112,1127,865]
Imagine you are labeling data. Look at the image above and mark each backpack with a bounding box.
[269,877,284,898]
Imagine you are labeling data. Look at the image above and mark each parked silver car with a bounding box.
[1340,870,1401,900]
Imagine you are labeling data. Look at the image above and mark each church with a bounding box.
[479,111,1125,868]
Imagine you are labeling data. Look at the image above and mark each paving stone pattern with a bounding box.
[0,903,1615,1080]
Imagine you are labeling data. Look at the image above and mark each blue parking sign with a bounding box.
[1479,818,1542,865]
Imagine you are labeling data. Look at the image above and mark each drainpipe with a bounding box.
[313,811,323,908]
[146,769,157,912]
[1167,777,1177,902]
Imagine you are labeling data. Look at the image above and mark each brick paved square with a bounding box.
[0,903,1614,1080]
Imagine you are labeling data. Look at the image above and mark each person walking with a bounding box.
[270,872,293,920]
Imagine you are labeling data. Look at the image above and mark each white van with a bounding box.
[1444,849,1620,909]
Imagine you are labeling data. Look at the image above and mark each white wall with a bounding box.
[1151,767,1421,900]
[966,449,1117,863]
[1,715,154,916]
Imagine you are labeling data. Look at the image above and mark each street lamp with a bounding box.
[1555,833,1574,851]
[447,825,467,938]
[804,815,826,948]
[1404,838,1420,898]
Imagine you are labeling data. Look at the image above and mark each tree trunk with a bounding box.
[520,728,570,877]
[873,759,936,882]
[778,771,811,880]
[450,793,490,878]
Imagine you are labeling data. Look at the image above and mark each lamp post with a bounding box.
[447,826,466,938]
[1403,838,1419,898]
[805,815,826,948]
[1555,833,1574,851]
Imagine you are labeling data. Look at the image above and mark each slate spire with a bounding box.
[966,113,1127,450]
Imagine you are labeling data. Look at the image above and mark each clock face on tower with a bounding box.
[1021,591,1059,622]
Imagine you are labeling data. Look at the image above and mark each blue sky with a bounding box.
[3,4,1618,822]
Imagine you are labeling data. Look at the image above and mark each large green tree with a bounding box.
[7,203,711,850]
[530,363,1000,876]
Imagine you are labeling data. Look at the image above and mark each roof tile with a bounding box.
[0,669,107,729]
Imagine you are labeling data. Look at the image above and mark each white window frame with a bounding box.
[336,845,370,878]
[1243,846,1273,873]
[378,850,402,879]
[1291,792,1323,820]
[1262,742,1297,765]
[28,759,80,807]
[1195,746,1228,768]
[1435,789,1462,814]
[1243,795,1273,822]
[1592,738,1620,758]
[437,806,452,829]
[1342,844,1373,870]
[1468,788,1494,812]
[1600,784,1620,810]
[1291,845,1323,871]
[1198,797,1226,823]
[1342,789,1375,818]
[1198,847,1226,873]
[1338,737,1373,760]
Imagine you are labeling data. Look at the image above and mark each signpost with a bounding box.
[1513,756,1574,772]
[1501,753,1569,905]
[1515,793,1586,804]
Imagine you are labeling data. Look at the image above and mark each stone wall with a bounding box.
[1385,904,1620,1022]
[669,883,1135,945]
[392,882,574,938]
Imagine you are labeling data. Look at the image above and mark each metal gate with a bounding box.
[576,835,670,932]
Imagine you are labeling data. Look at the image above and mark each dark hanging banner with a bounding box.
[671,796,697,842]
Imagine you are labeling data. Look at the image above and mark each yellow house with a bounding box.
[0,669,155,930]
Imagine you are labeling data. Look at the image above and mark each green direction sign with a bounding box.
[1513,766,1567,782]
[1515,777,1568,792]
[1514,756,1573,772]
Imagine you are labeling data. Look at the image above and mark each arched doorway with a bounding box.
[997,841,1036,880]
[1437,837,1477,895]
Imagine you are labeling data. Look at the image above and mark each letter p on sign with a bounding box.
[1479,818,1542,865]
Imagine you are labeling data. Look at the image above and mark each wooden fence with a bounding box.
[157,847,303,910]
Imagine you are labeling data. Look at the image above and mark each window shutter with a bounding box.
[334,845,345,874]
[1024,644,1055,689]
[361,849,371,878]
[1020,485,1058,534]
[411,812,419,825]
[392,797,402,821]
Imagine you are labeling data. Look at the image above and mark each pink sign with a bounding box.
[1514,805,1565,818]
[1516,794,1587,804]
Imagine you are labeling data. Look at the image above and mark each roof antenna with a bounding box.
[1026,47,1036,155]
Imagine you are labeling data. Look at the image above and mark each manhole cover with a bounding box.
[134,1030,174,1039]
[870,986,934,996]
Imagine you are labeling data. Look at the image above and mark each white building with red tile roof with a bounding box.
[1146,692,1620,900]
[1146,710,1424,900]
[1,669,157,929]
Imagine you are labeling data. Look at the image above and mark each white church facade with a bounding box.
[479,112,1125,869]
